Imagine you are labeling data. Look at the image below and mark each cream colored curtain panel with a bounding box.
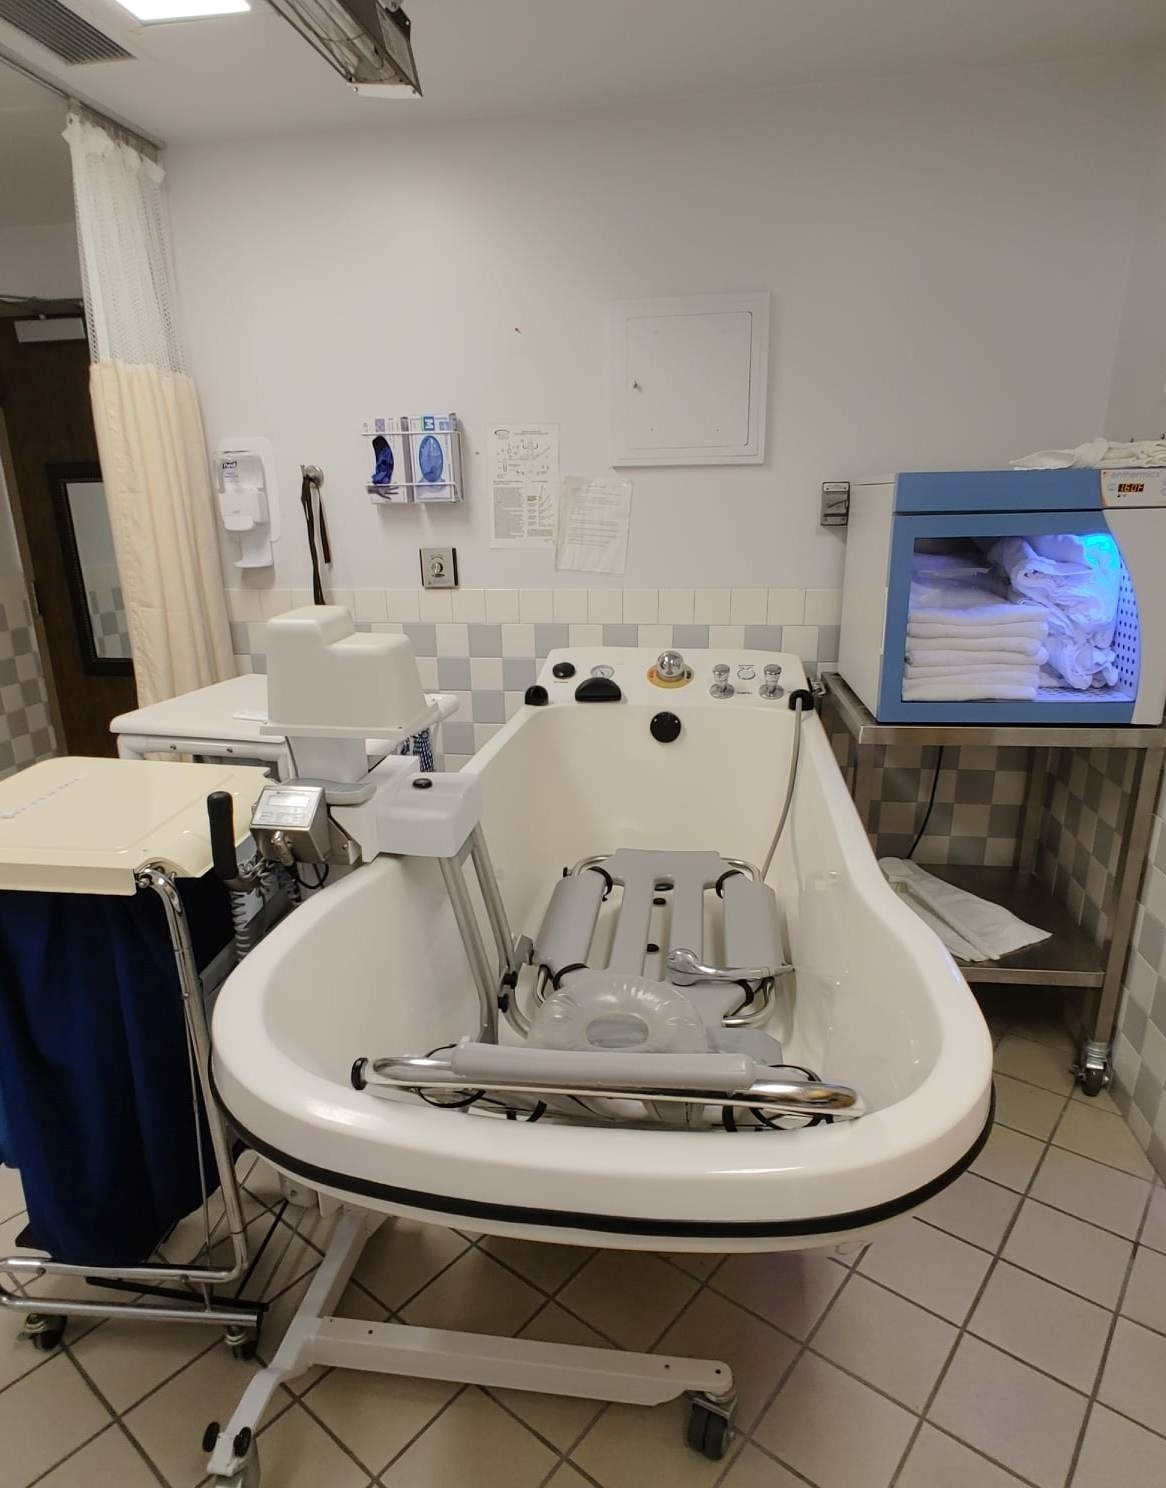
[65,111,233,706]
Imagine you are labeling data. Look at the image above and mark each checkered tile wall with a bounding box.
[225,585,841,770]
[821,694,1029,866]
[86,581,132,662]
[0,575,57,780]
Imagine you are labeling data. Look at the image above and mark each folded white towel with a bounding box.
[906,634,1047,658]
[904,666,1039,685]
[908,619,1048,642]
[902,679,1038,701]
[909,598,1048,629]
[880,858,1052,961]
[906,647,1048,669]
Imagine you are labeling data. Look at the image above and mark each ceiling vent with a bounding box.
[0,0,132,64]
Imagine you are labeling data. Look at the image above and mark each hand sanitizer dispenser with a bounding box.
[216,444,278,568]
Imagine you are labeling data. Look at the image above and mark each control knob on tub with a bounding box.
[710,664,734,699]
[759,664,784,700]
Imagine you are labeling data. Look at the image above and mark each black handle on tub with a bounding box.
[207,791,242,884]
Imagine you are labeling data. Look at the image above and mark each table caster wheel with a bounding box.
[686,1397,733,1460]
[1076,1060,1110,1098]
[225,1326,259,1361]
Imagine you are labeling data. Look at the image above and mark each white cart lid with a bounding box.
[0,757,269,895]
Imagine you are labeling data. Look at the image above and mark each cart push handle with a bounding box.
[206,791,258,891]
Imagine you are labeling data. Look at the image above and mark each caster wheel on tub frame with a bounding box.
[209,1426,260,1488]
[686,1394,734,1460]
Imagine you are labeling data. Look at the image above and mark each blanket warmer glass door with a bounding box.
[838,470,1166,725]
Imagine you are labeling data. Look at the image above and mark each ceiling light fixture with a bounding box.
[114,0,251,21]
[268,0,421,95]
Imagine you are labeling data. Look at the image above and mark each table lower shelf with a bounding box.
[923,865,1105,988]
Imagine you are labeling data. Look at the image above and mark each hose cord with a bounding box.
[760,698,805,880]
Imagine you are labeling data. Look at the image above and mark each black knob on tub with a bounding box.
[552,661,576,679]
[524,684,549,706]
[650,711,682,743]
[575,676,622,703]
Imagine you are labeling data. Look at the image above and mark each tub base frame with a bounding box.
[204,1204,735,1484]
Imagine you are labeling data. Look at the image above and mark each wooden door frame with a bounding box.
[0,407,67,748]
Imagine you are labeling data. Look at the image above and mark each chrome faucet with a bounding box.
[709,663,734,699]
[759,663,784,700]
[655,649,688,681]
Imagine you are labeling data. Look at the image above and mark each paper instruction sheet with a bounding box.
[555,476,632,574]
[490,423,558,547]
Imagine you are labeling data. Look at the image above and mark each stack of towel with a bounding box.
[986,535,1120,691]
[904,555,1048,700]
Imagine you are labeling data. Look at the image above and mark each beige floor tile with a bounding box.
[813,1273,957,1409]
[711,1250,845,1340]
[488,1302,610,1450]
[382,1387,555,1487]
[993,1035,1075,1094]
[1097,1317,1166,1433]
[858,1219,991,1324]
[656,1287,797,1430]
[662,1251,725,1281]
[718,1442,805,1487]
[0,1352,112,1485]
[1001,1008,1075,1053]
[993,1073,1066,1140]
[70,1319,219,1413]
[971,1123,1044,1192]
[124,1337,289,1487]
[34,1424,161,1488]
[0,1297,54,1392]
[1030,1147,1151,1239]
[754,1351,915,1488]
[546,1467,594,1488]
[573,1398,731,1488]
[930,1335,1087,1488]
[968,1261,1111,1392]
[256,1399,369,1487]
[557,1251,699,1350]
[0,1165,23,1222]
[897,1423,1029,1487]
[1003,1199,1132,1309]
[400,1248,545,1338]
[300,1366,456,1476]
[479,1234,593,1293]
[919,1171,1020,1253]
[1053,1101,1157,1179]
[1141,1183,1166,1253]
[1123,1243,1166,1335]
[1072,1403,1166,1487]
[353,1216,470,1310]
[1070,1083,1119,1114]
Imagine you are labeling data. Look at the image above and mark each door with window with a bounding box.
[0,312,136,755]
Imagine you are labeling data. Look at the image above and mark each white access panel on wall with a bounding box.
[609,293,769,466]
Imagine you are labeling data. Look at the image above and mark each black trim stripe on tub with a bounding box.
[213,1076,996,1241]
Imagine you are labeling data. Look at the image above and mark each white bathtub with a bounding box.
[212,649,993,1253]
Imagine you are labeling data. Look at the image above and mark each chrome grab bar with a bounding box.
[568,854,762,883]
[666,947,793,987]
[357,1053,863,1119]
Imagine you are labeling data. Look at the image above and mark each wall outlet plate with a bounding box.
[420,546,458,588]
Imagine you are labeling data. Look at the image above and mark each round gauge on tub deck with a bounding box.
[590,664,615,679]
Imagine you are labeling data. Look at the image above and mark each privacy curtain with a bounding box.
[64,111,233,705]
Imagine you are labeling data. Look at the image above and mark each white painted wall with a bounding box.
[0,222,82,301]
[1105,57,1166,440]
[166,57,1152,595]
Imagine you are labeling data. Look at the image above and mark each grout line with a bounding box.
[1063,1178,1161,1484]
[885,1079,1077,1487]
[20,1352,118,1488]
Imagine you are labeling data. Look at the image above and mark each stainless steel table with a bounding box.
[821,671,1166,1095]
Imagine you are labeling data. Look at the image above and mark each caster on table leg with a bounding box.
[686,1393,734,1460]
[1074,1042,1111,1098]
[225,1324,260,1361]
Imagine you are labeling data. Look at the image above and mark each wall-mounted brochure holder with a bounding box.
[363,414,464,504]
